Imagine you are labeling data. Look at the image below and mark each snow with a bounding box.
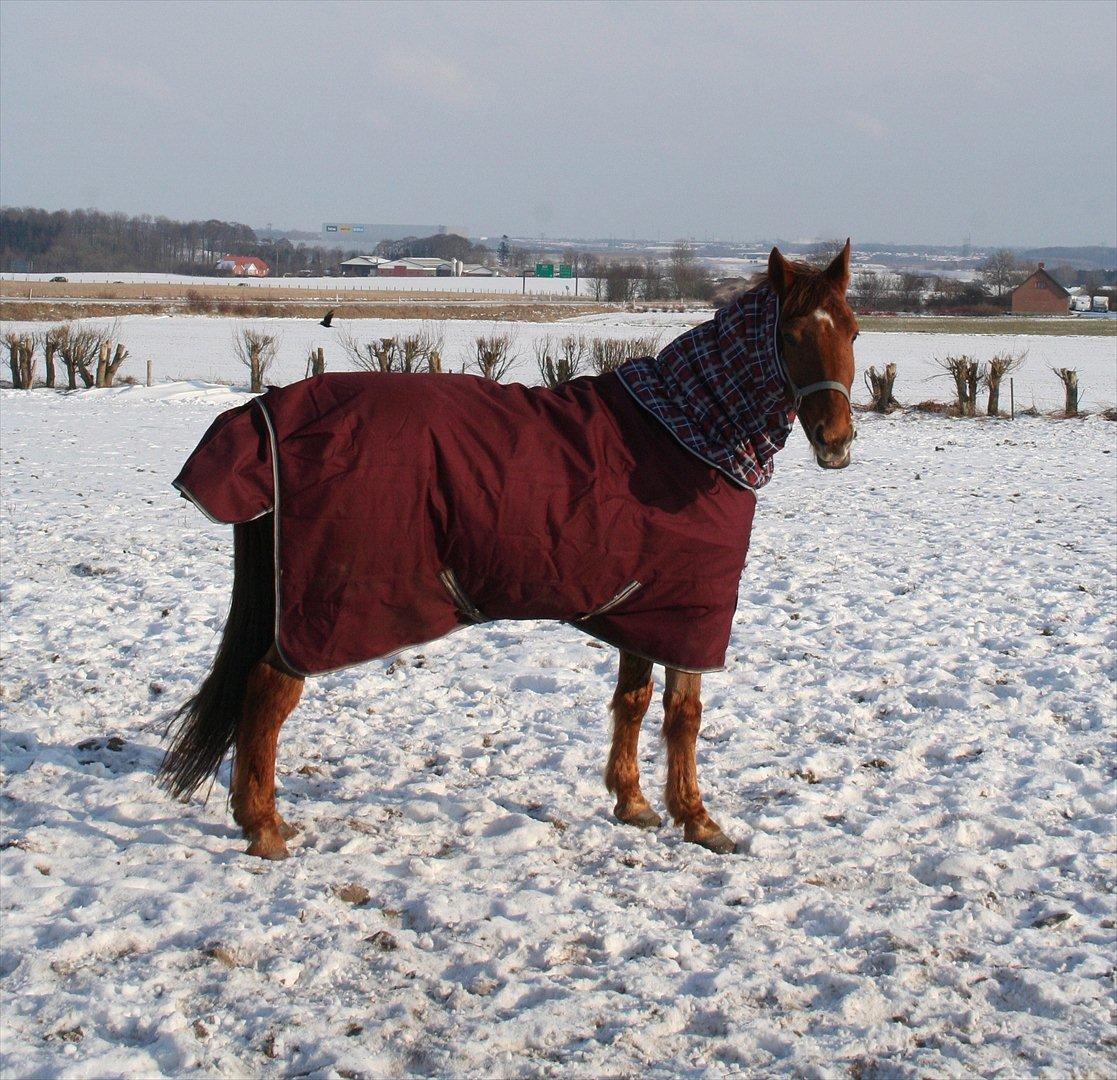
[1,375,1115,1078]
[2,312,1115,411]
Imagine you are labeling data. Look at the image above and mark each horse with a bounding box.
[160,242,857,860]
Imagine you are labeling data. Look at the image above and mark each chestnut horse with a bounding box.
[161,243,857,859]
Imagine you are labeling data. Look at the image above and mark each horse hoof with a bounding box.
[246,830,290,860]
[616,807,663,829]
[688,830,737,855]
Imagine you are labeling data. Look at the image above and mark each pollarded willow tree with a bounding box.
[234,329,279,393]
[1052,367,1081,417]
[471,332,518,381]
[863,363,899,412]
[5,333,35,389]
[338,324,443,374]
[984,351,1026,417]
[936,354,981,416]
[535,335,586,388]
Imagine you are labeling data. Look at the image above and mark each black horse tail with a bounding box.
[159,513,275,800]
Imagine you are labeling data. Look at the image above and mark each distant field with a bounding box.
[0,270,587,295]
[3,278,1113,334]
[859,314,1116,337]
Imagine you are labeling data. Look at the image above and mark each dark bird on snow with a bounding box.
[320,309,336,328]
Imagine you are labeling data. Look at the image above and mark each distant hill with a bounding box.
[0,206,359,275]
[1013,246,1116,271]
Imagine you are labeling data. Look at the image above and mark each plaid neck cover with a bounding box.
[615,284,796,490]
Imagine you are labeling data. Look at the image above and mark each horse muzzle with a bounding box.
[813,432,854,469]
[811,421,855,470]
[815,449,851,469]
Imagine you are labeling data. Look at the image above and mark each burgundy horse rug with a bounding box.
[174,285,796,676]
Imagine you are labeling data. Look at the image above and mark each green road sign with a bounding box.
[535,262,554,278]
[558,264,573,278]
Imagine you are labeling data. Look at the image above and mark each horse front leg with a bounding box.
[663,668,736,854]
[230,652,304,859]
[605,651,661,828]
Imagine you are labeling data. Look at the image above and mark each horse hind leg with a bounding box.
[230,650,304,859]
[605,651,662,828]
[662,668,736,854]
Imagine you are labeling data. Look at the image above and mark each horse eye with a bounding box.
[852,331,859,342]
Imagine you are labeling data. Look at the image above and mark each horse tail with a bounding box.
[159,513,275,800]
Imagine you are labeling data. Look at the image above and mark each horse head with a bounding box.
[768,241,858,469]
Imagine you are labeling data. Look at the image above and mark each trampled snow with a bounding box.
[2,311,1115,411]
[1,378,1115,1078]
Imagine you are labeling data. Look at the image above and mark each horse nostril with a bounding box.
[814,423,825,446]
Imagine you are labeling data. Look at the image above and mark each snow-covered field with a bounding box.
[1,378,1114,1078]
[2,312,1115,412]
[2,272,585,297]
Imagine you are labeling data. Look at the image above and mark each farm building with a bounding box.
[1010,263,1070,314]
[340,255,391,277]
[338,257,498,278]
[214,255,270,277]
[376,258,456,277]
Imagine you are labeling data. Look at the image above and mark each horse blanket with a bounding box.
[175,370,759,676]
[175,285,803,676]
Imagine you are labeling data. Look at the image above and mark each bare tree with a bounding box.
[418,323,445,371]
[96,341,128,387]
[40,326,65,388]
[1052,368,1080,417]
[55,324,104,389]
[471,332,517,381]
[896,272,926,311]
[852,270,886,310]
[233,329,278,392]
[580,256,606,300]
[604,261,641,303]
[978,249,1020,298]
[398,334,426,373]
[66,321,124,387]
[936,354,981,416]
[337,330,399,373]
[536,335,586,388]
[339,330,396,372]
[666,241,713,300]
[339,324,443,374]
[805,239,847,268]
[589,335,661,375]
[5,334,35,389]
[305,346,326,378]
[398,324,445,373]
[984,350,1026,416]
[863,363,899,412]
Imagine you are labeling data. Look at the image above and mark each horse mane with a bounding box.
[760,261,839,317]
[715,260,838,316]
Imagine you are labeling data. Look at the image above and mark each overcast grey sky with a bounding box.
[1,0,1114,246]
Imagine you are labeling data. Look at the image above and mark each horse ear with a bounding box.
[825,239,851,294]
[768,246,794,296]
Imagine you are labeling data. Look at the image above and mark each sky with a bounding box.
[1,0,1114,247]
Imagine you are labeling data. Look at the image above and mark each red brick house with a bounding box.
[1010,263,1069,314]
[215,255,270,277]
